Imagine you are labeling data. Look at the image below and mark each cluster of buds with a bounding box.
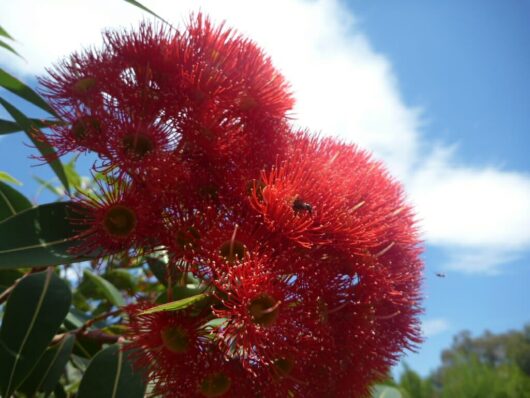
[41,14,423,398]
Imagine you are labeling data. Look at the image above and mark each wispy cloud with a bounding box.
[422,318,450,338]
[1,0,529,274]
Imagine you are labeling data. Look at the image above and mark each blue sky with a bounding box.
[1,0,529,377]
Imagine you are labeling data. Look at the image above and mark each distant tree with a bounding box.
[396,325,530,398]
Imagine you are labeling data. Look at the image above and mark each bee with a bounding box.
[292,197,313,214]
[435,272,446,278]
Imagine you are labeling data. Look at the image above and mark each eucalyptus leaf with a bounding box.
[18,333,75,396]
[0,180,32,222]
[0,269,72,397]
[77,344,146,398]
[0,26,14,41]
[0,171,22,185]
[0,98,70,194]
[0,67,58,117]
[83,269,125,307]
[141,293,207,315]
[0,117,63,135]
[0,202,92,269]
[0,39,23,60]
[123,0,170,26]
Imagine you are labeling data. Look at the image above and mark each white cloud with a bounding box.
[1,0,529,274]
[422,318,450,338]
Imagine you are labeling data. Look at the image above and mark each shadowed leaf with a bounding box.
[0,202,93,269]
[0,269,71,397]
[18,333,75,396]
[77,344,146,398]
[0,181,32,222]
[84,270,125,307]
[0,68,58,117]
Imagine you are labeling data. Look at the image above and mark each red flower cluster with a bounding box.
[42,14,423,398]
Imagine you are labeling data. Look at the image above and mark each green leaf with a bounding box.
[0,269,72,397]
[0,39,23,60]
[34,175,64,196]
[123,0,171,26]
[0,98,70,194]
[18,333,75,396]
[0,67,58,117]
[77,344,146,398]
[0,269,23,294]
[141,293,207,315]
[83,270,125,307]
[155,284,206,304]
[0,26,14,41]
[146,256,168,286]
[0,117,65,135]
[0,171,22,185]
[104,269,136,291]
[0,180,32,222]
[0,202,92,269]
[371,385,402,398]
[64,157,84,191]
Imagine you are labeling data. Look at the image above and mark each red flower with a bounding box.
[123,303,255,398]
[211,256,323,372]
[42,13,424,398]
[71,178,161,256]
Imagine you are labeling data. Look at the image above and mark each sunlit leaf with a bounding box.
[0,39,23,60]
[0,26,14,41]
[123,0,171,26]
[140,293,207,315]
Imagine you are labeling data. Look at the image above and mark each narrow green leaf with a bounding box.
[77,344,146,398]
[83,270,125,307]
[19,333,75,396]
[0,202,93,269]
[123,0,171,26]
[0,180,32,221]
[0,39,23,60]
[0,118,65,135]
[0,269,72,397]
[155,284,206,304]
[0,171,22,185]
[0,98,70,194]
[141,293,207,315]
[371,385,402,398]
[0,67,58,117]
[146,256,168,286]
[64,157,83,191]
[0,26,14,41]
[34,175,64,196]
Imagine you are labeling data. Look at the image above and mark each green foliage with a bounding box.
[396,326,530,398]
[77,344,146,398]
[0,180,32,221]
[0,269,71,397]
[0,97,70,194]
[0,202,92,269]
